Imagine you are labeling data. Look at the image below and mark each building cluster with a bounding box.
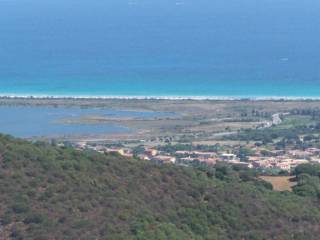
[249,156,309,172]
[137,146,320,172]
[248,147,320,172]
[72,141,320,173]
[135,148,252,169]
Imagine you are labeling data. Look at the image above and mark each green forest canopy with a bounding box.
[0,134,320,239]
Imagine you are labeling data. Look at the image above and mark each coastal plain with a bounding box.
[1,97,320,146]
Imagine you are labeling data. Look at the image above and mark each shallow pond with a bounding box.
[0,106,173,138]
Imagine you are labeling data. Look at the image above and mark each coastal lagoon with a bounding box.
[0,106,172,138]
[1,0,320,98]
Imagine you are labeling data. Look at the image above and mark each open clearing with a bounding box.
[260,176,297,192]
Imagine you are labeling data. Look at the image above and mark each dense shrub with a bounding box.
[0,134,320,239]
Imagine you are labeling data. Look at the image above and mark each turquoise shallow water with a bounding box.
[1,0,320,98]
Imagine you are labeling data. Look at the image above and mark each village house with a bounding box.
[152,155,176,164]
[177,156,218,166]
[175,151,193,155]
[74,141,87,149]
[175,151,217,159]
[138,154,151,161]
[178,157,196,164]
[105,148,125,155]
[221,153,238,161]
[306,148,320,155]
[310,158,320,164]
[202,158,218,165]
[145,148,158,156]
[193,151,217,159]
[287,159,309,169]
[288,150,313,159]
[274,162,291,171]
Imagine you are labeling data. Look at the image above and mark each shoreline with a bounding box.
[1,94,320,101]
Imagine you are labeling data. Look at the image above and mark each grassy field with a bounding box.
[275,115,316,130]
[260,176,297,192]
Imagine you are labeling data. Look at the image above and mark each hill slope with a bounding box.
[0,135,320,239]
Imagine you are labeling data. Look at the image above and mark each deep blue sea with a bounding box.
[1,0,320,98]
